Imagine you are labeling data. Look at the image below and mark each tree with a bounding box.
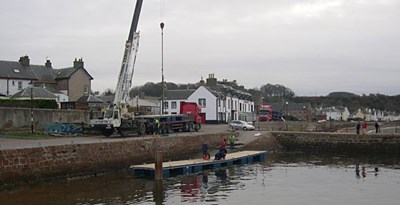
[248,88,263,106]
[260,83,295,102]
[102,88,114,96]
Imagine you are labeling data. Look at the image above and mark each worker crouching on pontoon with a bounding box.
[202,143,210,160]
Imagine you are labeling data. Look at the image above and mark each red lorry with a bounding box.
[258,104,273,122]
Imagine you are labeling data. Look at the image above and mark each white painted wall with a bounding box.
[55,93,69,108]
[162,86,255,123]
[0,79,31,97]
[188,86,217,121]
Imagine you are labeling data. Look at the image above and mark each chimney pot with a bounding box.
[45,59,52,68]
[19,55,30,67]
[73,58,84,68]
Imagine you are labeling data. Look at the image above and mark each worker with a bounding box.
[214,148,226,160]
[101,106,106,117]
[361,121,367,135]
[228,133,236,149]
[202,142,210,160]
[220,138,227,155]
[153,118,160,136]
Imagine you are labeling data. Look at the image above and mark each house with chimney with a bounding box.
[163,74,255,123]
[0,56,94,109]
[320,106,350,121]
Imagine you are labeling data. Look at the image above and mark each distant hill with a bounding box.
[327,92,359,98]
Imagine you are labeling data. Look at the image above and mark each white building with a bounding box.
[322,106,350,121]
[162,74,255,123]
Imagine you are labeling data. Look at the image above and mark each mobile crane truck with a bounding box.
[89,0,202,137]
[89,0,146,137]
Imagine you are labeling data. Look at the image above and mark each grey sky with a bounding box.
[1,0,399,96]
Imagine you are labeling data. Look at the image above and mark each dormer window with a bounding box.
[13,68,20,73]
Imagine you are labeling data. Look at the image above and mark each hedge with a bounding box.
[0,99,58,109]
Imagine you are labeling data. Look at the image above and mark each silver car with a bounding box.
[229,120,255,131]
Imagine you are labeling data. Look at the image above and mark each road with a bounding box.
[0,124,235,150]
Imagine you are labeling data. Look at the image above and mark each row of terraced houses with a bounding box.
[2,56,397,124]
[0,56,256,124]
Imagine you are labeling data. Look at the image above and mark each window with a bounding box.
[228,99,231,109]
[84,85,89,94]
[66,103,75,110]
[18,81,23,90]
[12,81,15,86]
[163,101,169,109]
[198,98,206,108]
[171,101,177,109]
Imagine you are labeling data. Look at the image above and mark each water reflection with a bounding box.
[356,163,380,179]
[1,152,400,205]
[153,180,164,205]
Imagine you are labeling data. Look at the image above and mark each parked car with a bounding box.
[229,120,255,131]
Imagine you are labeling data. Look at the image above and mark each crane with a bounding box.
[89,0,202,137]
[90,0,146,137]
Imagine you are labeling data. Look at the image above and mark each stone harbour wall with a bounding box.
[0,133,227,189]
[3,131,400,190]
[271,131,400,153]
[0,107,97,129]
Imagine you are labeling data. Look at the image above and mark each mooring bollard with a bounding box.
[155,151,163,180]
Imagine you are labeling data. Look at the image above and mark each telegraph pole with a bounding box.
[160,22,165,115]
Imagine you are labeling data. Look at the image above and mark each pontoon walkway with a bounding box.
[131,150,266,178]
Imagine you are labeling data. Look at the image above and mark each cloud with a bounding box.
[1,0,399,96]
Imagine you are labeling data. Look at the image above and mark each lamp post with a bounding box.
[285,101,288,119]
[160,22,165,115]
[30,81,34,134]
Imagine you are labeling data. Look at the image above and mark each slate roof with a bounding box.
[165,89,196,100]
[30,64,57,83]
[165,84,254,101]
[98,95,115,104]
[43,86,64,94]
[54,67,76,79]
[54,67,94,80]
[204,86,225,98]
[76,95,104,103]
[0,59,93,82]
[211,84,253,100]
[12,87,57,99]
[270,103,285,112]
[0,60,37,80]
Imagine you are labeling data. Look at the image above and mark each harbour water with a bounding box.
[1,152,399,205]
